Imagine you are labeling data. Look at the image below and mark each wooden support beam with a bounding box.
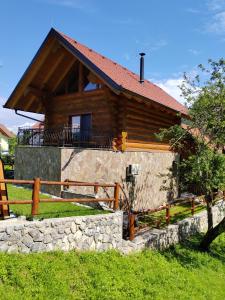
[78,62,84,92]
[24,86,48,98]
[41,50,66,89]
[52,57,76,92]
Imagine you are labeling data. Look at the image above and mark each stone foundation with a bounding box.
[15,146,178,210]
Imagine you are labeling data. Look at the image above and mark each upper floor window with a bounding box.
[84,82,101,92]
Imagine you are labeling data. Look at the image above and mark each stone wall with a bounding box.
[15,146,61,195]
[61,149,178,210]
[121,200,225,253]
[0,212,123,253]
[0,201,224,254]
[15,146,178,210]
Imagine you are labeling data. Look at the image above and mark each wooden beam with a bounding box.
[87,72,103,84]
[24,86,48,98]
[41,50,66,89]
[78,62,84,92]
[126,141,170,151]
[52,57,76,92]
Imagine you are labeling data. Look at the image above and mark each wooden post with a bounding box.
[94,182,99,195]
[0,159,9,218]
[166,204,170,225]
[113,182,120,210]
[129,213,135,241]
[31,178,40,216]
[78,62,84,92]
[191,197,195,216]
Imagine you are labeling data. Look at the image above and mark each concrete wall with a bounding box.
[0,212,123,253]
[15,146,178,210]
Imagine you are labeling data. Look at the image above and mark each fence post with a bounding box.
[129,213,135,241]
[191,197,195,216]
[113,182,120,210]
[94,182,99,195]
[31,177,40,216]
[166,204,170,225]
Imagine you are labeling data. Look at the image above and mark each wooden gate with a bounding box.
[0,159,9,218]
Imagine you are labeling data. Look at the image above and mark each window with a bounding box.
[71,114,92,141]
[84,82,101,91]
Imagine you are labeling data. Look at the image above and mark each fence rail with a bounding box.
[128,193,225,241]
[0,178,120,218]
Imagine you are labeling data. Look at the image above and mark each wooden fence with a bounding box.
[0,178,120,219]
[128,193,225,241]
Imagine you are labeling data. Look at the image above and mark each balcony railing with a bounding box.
[17,126,114,149]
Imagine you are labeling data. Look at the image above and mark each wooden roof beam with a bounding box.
[52,57,77,92]
[41,49,66,89]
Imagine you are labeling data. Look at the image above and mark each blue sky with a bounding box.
[1,0,225,131]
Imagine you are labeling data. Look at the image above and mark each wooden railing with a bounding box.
[0,178,120,218]
[128,193,225,241]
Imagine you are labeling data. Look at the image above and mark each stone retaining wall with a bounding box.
[121,200,225,253]
[0,212,123,253]
[0,201,224,254]
[15,146,178,210]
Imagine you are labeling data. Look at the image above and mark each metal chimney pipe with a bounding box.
[139,52,145,83]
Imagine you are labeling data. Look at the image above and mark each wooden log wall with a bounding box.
[118,96,181,144]
[44,88,117,136]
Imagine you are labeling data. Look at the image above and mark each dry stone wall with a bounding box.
[0,212,123,253]
[0,202,223,254]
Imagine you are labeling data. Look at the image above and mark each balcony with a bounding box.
[17,126,114,149]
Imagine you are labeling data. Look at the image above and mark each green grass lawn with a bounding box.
[7,184,108,219]
[0,234,224,299]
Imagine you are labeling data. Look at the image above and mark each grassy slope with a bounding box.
[0,234,224,299]
[7,184,107,219]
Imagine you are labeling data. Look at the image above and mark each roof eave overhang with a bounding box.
[121,88,189,118]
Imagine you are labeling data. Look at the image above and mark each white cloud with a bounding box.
[188,49,200,55]
[153,78,184,104]
[207,0,225,11]
[206,11,225,33]
[0,96,43,133]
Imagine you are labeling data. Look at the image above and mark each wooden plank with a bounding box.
[126,141,170,151]
[0,159,10,218]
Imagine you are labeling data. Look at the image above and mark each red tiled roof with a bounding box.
[0,124,15,138]
[57,30,188,116]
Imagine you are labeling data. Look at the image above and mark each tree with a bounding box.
[157,58,225,251]
[8,137,17,156]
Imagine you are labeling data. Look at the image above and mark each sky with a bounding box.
[1,0,225,132]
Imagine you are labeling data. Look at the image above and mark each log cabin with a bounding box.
[4,28,188,210]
